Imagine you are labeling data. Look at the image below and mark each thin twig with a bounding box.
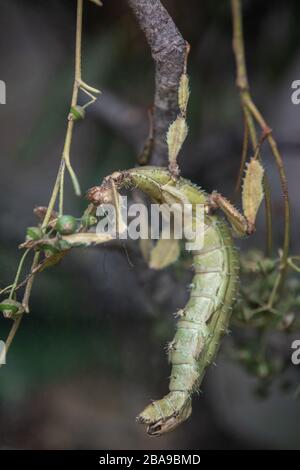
[1,0,100,361]
[62,0,83,196]
[8,249,30,301]
[231,0,291,290]
[231,0,274,257]
[235,112,248,194]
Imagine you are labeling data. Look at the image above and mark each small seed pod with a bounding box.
[56,215,77,235]
[26,226,43,241]
[69,105,85,121]
[0,299,24,320]
[81,214,98,228]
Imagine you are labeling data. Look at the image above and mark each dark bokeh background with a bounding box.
[0,0,300,450]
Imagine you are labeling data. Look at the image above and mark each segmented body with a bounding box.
[87,166,240,435]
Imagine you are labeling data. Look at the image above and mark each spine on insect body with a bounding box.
[86,166,240,436]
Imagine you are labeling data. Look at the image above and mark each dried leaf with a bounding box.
[38,251,67,272]
[242,158,264,225]
[61,232,113,247]
[149,239,180,270]
[178,74,190,114]
[167,116,188,165]
[34,206,58,221]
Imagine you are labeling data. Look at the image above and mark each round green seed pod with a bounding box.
[81,214,98,228]
[56,215,77,235]
[0,299,24,320]
[26,226,43,241]
[70,105,85,121]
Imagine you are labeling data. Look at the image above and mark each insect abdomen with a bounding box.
[169,217,239,393]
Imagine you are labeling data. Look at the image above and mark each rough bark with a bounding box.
[128,0,186,166]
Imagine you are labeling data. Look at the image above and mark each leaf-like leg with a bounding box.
[209,158,264,236]
[209,192,251,237]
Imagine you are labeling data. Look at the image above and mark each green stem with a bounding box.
[62,0,83,196]
[59,163,66,216]
[243,95,290,272]
[0,285,14,296]
[235,112,248,195]
[288,258,300,273]
[8,249,30,300]
[231,0,290,262]
[2,0,88,361]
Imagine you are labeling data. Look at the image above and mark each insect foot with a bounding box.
[137,391,192,436]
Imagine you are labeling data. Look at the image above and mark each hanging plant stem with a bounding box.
[1,0,101,362]
[231,0,290,294]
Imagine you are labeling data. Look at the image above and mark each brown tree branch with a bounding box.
[127,0,186,166]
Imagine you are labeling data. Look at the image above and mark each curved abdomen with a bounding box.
[168,217,239,394]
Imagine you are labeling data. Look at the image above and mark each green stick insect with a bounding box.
[0,54,265,436]
[85,68,265,435]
